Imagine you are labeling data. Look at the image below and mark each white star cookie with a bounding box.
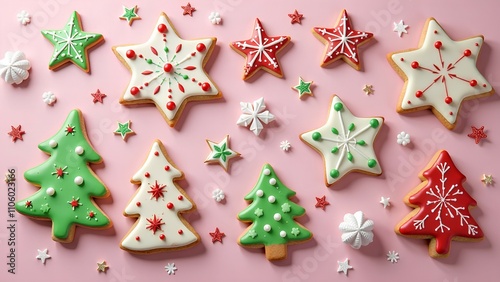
[113,13,221,127]
[300,96,383,186]
[388,18,494,130]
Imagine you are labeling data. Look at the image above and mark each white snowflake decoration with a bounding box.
[0,51,31,85]
[280,140,291,151]
[164,263,177,275]
[17,10,31,25]
[42,91,57,105]
[393,20,408,37]
[397,131,411,146]
[208,12,221,25]
[236,97,275,136]
[387,251,399,263]
[339,211,374,249]
[212,188,225,202]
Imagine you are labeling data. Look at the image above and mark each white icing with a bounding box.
[263,224,271,232]
[212,188,225,202]
[75,146,84,155]
[396,131,410,146]
[268,195,275,203]
[256,190,263,197]
[121,141,198,251]
[280,140,291,151]
[49,140,57,148]
[208,12,221,25]
[338,211,374,249]
[114,14,220,123]
[269,178,276,185]
[0,51,31,85]
[42,91,57,105]
[391,19,492,125]
[204,135,239,170]
[301,96,383,186]
[74,176,84,186]
[273,213,281,221]
[46,187,55,196]
[280,231,286,238]
[236,97,275,136]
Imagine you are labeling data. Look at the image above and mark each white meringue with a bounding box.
[0,51,31,85]
[339,211,374,249]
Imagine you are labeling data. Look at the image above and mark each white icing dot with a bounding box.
[269,178,277,185]
[263,224,271,232]
[274,213,281,221]
[280,231,287,238]
[256,190,264,197]
[268,196,276,203]
[46,187,55,196]
[49,140,57,148]
[74,176,84,186]
[75,146,84,155]
[263,168,271,175]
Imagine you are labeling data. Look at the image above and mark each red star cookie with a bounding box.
[312,9,373,70]
[468,126,487,144]
[181,3,196,16]
[209,227,225,243]
[8,125,25,142]
[288,10,303,24]
[91,89,107,103]
[315,196,330,210]
[230,18,291,80]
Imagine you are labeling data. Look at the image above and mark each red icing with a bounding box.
[154,86,161,95]
[464,49,472,57]
[151,47,158,56]
[178,83,185,93]
[415,90,423,98]
[136,202,141,207]
[160,234,166,240]
[25,201,32,208]
[146,214,164,234]
[411,61,419,69]
[154,151,159,156]
[434,41,442,49]
[176,44,182,53]
[444,97,452,104]
[398,150,483,256]
[148,180,166,200]
[166,101,176,110]
[467,126,487,144]
[157,23,167,33]
[88,211,95,218]
[70,199,80,208]
[196,43,206,52]
[126,50,136,59]
[130,87,140,95]
[135,236,140,241]
[470,79,477,86]
[144,172,150,177]
[178,229,183,234]
[165,165,170,171]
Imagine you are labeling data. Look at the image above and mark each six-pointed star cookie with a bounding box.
[300,96,383,186]
[42,11,103,72]
[230,18,291,80]
[113,13,221,127]
[312,9,373,70]
[205,135,240,171]
[388,18,494,130]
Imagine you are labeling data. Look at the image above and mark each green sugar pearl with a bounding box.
[370,119,380,128]
[146,58,153,64]
[330,169,340,179]
[368,159,377,168]
[312,132,322,141]
[334,102,343,112]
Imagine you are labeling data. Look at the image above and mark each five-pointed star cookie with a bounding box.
[42,11,103,72]
[205,135,240,171]
[114,120,134,140]
[388,18,494,130]
[230,18,291,80]
[293,77,313,98]
[312,9,373,70]
[300,95,384,186]
[119,5,141,26]
[113,13,221,127]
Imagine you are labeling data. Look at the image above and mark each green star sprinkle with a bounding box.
[248,229,258,238]
[291,227,300,236]
[119,5,140,26]
[254,208,264,217]
[40,203,51,213]
[292,76,313,99]
[114,120,134,140]
[281,203,291,213]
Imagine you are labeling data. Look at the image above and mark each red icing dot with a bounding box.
[138,54,143,58]
[470,80,477,87]
[178,229,183,234]
[411,61,419,69]
[158,24,167,33]
[139,86,143,90]
[434,41,442,49]
[434,30,438,34]
[449,112,453,115]
[191,52,196,57]
[145,172,150,178]
[178,195,183,200]
[163,63,173,72]
[483,84,487,87]
[198,82,201,86]
[196,43,206,52]
[191,78,196,82]
[144,82,149,87]
[407,101,411,104]
[88,211,95,218]
[165,165,170,171]
[136,202,141,207]
[135,236,140,241]
[168,95,172,98]
[168,89,172,93]
[475,43,479,47]
[201,82,211,91]
[130,87,140,95]
[166,101,176,110]
[464,49,472,57]
[415,91,423,98]
[167,202,174,209]
[126,50,136,59]
[445,97,453,104]
[159,234,166,240]
[400,58,404,62]
[154,151,159,156]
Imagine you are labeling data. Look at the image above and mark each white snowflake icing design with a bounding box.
[208,12,221,25]
[414,162,479,235]
[237,97,275,136]
[17,10,31,25]
[212,188,225,202]
[0,51,31,85]
[387,251,399,263]
[164,263,177,275]
[397,131,410,146]
[280,140,291,151]
[42,91,57,105]
[339,211,374,249]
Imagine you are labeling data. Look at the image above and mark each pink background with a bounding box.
[1,0,500,281]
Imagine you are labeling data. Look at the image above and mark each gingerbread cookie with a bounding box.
[395,150,484,258]
[113,13,221,127]
[15,109,112,243]
[388,18,494,130]
[121,140,200,253]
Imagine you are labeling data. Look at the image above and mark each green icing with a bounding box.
[238,164,312,247]
[213,142,233,162]
[16,109,111,241]
[41,11,103,71]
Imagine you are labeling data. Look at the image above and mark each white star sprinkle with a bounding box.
[380,197,391,208]
[280,140,291,151]
[481,174,493,185]
[337,258,353,276]
[387,251,400,263]
[36,249,51,264]
[393,20,408,37]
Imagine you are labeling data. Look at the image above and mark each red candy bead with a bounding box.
[159,234,166,240]
[145,172,150,178]
[196,43,206,52]
[164,63,173,73]
[88,212,95,218]
[464,49,472,57]
[135,236,140,241]
[434,41,442,49]
[126,50,136,59]
[445,97,453,104]
[470,79,477,86]
[136,202,141,207]
[130,87,140,95]
[165,165,170,171]
[154,151,159,156]
[411,61,419,69]
[201,82,211,91]
[178,195,183,200]
[166,101,176,110]
[415,91,423,98]
[178,229,183,235]
[167,203,174,209]
[158,24,167,33]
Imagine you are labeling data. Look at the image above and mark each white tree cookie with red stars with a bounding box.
[120,140,200,253]
[113,13,221,127]
[388,18,494,130]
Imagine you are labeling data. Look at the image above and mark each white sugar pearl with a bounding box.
[263,168,271,175]
[46,187,55,196]
[75,146,84,155]
[263,224,271,232]
[74,176,84,186]
[268,196,276,203]
[280,231,287,238]
[49,140,57,148]
[274,213,281,221]
[256,190,264,197]
[269,178,277,185]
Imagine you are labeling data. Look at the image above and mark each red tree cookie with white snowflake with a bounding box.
[396,150,483,258]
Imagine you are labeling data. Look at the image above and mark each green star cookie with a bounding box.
[119,5,140,26]
[292,77,313,99]
[114,120,135,140]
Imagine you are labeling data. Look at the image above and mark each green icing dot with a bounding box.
[146,59,153,64]
[347,152,353,162]
[330,169,340,179]
[334,102,343,111]
[370,119,380,128]
[182,74,189,80]
[164,47,169,53]
[348,123,355,131]
[368,159,377,168]
[331,127,339,135]
[357,140,366,146]
[331,147,339,154]
[312,132,322,141]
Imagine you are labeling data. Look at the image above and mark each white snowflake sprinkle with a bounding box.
[393,20,408,37]
[165,263,177,275]
[212,188,225,202]
[397,131,411,146]
[42,91,57,105]
[280,140,291,151]
[17,10,31,25]
[387,251,399,263]
[236,97,275,136]
[208,12,221,25]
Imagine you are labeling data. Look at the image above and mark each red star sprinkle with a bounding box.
[91,89,107,103]
[8,125,25,142]
[146,214,164,234]
[148,180,166,200]
[25,201,32,208]
[181,2,196,16]
[209,227,225,243]
[312,9,373,70]
[288,10,303,24]
[315,196,330,210]
[468,126,487,144]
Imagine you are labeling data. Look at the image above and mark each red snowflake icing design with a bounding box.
[146,214,164,234]
[148,180,167,200]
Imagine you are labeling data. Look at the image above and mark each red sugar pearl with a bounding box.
[154,151,159,156]
[464,49,472,57]
[201,82,211,91]
[158,24,167,33]
[411,61,419,69]
[178,229,183,235]
[434,41,442,49]
[178,195,183,200]
[167,202,174,209]
[470,80,477,87]
[164,63,173,72]
[165,165,170,171]
[445,97,453,104]
[145,172,150,178]
[159,234,166,240]
[130,87,140,95]
[136,202,141,207]
[88,212,95,218]
[126,50,136,59]
[415,91,423,98]
[196,43,206,52]
[166,101,176,111]
[135,236,140,241]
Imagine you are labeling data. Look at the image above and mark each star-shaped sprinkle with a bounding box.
[254,208,264,217]
[393,20,409,37]
[481,174,493,185]
[181,3,196,16]
[41,11,103,72]
[362,84,374,95]
[288,10,303,24]
[65,124,75,135]
[209,227,225,243]
[205,135,240,171]
[119,5,140,26]
[387,251,400,263]
[293,77,313,98]
[97,261,109,272]
[468,126,487,144]
[315,196,330,210]
[8,125,25,142]
[231,18,291,80]
[337,258,353,276]
[380,196,391,208]
[313,10,373,70]
[114,120,134,140]
[165,263,177,275]
[40,203,51,213]
[280,140,291,151]
[237,97,275,136]
[36,249,51,264]
[91,89,107,103]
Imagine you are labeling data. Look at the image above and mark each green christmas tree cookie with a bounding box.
[15,109,112,243]
[237,164,312,260]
